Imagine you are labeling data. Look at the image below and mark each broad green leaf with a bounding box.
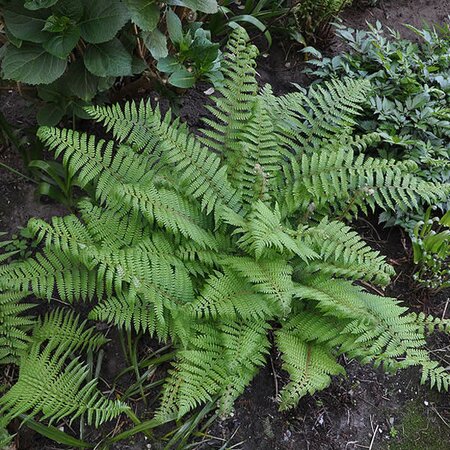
[84,39,133,77]
[166,9,183,45]
[2,43,67,85]
[24,0,59,10]
[169,68,196,88]
[3,5,49,43]
[79,0,130,44]
[53,0,84,22]
[4,26,22,48]
[65,60,100,101]
[125,0,160,31]
[170,0,218,13]
[43,27,80,59]
[142,29,168,60]
[37,103,65,126]
[156,55,183,74]
[132,57,149,74]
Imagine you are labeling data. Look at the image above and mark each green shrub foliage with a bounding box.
[0,0,220,124]
[1,28,450,432]
[307,21,450,230]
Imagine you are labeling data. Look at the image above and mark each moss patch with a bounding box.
[390,399,450,450]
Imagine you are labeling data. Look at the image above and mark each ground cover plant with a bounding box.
[1,26,450,448]
[412,207,450,290]
[306,21,450,231]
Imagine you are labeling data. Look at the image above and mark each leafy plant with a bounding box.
[0,28,450,445]
[156,10,222,89]
[306,21,450,230]
[292,0,352,44]
[412,207,450,290]
[0,0,219,125]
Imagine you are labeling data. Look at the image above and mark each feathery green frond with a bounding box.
[0,315,128,427]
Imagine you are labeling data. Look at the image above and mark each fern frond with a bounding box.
[276,329,344,410]
[229,201,318,261]
[85,102,241,216]
[270,78,370,151]
[156,319,269,421]
[221,256,294,315]
[0,249,97,303]
[37,128,152,205]
[0,291,34,364]
[294,277,426,370]
[189,270,275,320]
[283,144,447,217]
[298,218,394,285]
[0,320,127,427]
[200,27,258,161]
[111,182,218,250]
[32,309,108,352]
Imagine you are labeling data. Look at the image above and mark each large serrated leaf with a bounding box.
[3,5,49,43]
[2,43,67,85]
[24,0,59,10]
[125,0,160,32]
[65,60,100,101]
[84,39,133,77]
[43,27,80,59]
[169,0,218,14]
[79,0,130,44]
[142,29,168,60]
[169,68,196,88]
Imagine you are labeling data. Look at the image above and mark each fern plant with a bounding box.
[1,27,450,441]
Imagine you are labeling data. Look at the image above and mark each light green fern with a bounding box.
[0,27,449,439]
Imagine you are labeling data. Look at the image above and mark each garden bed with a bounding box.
[1,1,450,449]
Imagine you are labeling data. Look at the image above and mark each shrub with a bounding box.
[0,0,220,124]
[0,28,449,442]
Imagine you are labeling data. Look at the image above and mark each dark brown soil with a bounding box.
[1,0,450,449]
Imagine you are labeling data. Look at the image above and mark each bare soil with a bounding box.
[1,0,450,449]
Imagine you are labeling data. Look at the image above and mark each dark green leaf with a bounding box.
[166,9,183,45]
[37,103,65,126]
[43,26,80,59]
[24,0,59,10]
[142,29,168,60]
[2,43,67,85]
[79,0,130,44]
[84,38,133,77]
[4,26,22,48]
[3,5,49,43]
[53,0,84,22]
[65,60,100,101]
[132,57,149,74]
[20,416,94,448]
[125,0,160,32]
[169,68,196,88]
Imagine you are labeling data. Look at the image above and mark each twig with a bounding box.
[442,298,449,319]
[269,354,279,399]
[368,425,379,450]
[431,406,450,429]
